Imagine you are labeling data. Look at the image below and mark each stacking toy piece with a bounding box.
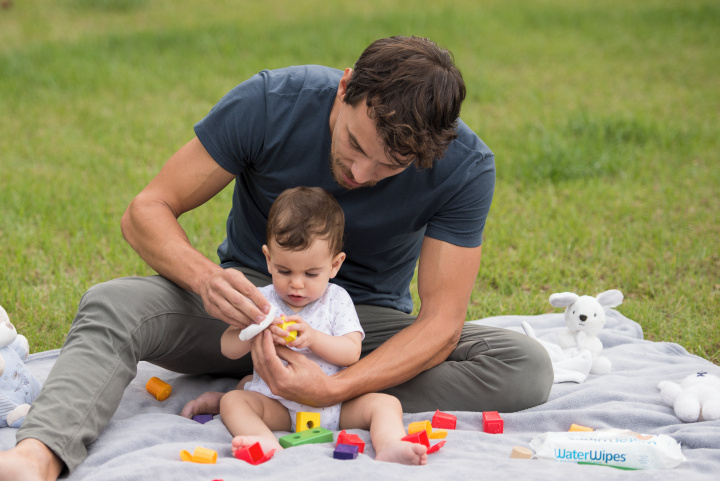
[146,377,172,401]
[279,427,334,448]
[235,441,275,465]
[180,446,217,464]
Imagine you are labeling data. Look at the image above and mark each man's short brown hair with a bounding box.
[266,186,345,256]
[344,36,466,169]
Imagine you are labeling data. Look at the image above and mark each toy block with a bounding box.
[401,430,430,448]
[337,430,365,453]
[235,441,275,465]
[280,319,297,343]
[408,420,432,437]
[333,443,359,460]
[431,410,457,430]
[146,376,172,401]
[510,446,533,459]
[482,411,503,434]
[569,423,593,432]
[180,446,217,464]
[429,429,447,439]
[296,412,321,432]
[192,414,213,424]
[279,427,334,448]
[426,440,446,454]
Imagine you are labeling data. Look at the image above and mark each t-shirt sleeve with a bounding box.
[424,150,495,248]
[328,285,365,340]
[193,72,268,175]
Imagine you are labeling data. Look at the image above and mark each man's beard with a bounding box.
[328,152,377,189]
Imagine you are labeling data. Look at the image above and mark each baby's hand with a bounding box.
[270,315,314,349]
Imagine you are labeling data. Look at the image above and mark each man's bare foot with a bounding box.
[230,435,282,456]
[375,440,428,465]
[180,391,224,418]
[0,438,64,481]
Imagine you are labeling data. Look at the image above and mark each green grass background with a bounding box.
[1,0,718,363]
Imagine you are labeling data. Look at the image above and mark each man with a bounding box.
[0,36,552,480]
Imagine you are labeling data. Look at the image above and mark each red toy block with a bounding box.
[482,411,504,434]
[402,430,445,454]
[427,440,446,454]
[431,410,457,430]
[336,429,365,454]
[234,441,275,465]
[401,430,430,448]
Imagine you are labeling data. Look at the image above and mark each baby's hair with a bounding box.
[266,186,345,256]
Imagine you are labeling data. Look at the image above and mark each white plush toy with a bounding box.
[658,371,720,423]
[0,305,42,428]
[549,289,624,375]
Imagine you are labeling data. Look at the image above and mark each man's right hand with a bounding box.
[197,267,272,329]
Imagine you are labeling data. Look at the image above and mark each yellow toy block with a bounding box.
[569,423,594,432]
[280,319,297,343]
[429,429,448,439]
[180,446,217,464]
[296,412,321,432]
[408,420,432,437]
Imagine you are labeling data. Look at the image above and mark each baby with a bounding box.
[219,186,427,465]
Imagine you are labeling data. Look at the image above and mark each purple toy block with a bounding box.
[193,414,214,424]
[333,443,360,460]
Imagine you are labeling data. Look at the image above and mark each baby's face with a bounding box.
[263,238,344,312]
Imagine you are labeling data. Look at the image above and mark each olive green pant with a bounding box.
[17,271,552,472]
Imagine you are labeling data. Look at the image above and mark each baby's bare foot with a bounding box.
[179,391,224,418]
[231,435,282,456]
[375,440,428,465]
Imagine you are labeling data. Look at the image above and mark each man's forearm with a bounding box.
[327,311,463,403]
[121,196,220,294]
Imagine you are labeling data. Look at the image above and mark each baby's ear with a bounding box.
[329,252,346,278]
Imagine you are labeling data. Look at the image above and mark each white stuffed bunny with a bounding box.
[1,305,42,428]
[549,289,623,375]
[658,371,720,423]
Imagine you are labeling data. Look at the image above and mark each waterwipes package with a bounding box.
[529,429,686,470]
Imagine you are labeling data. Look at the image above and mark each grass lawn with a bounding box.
[1,0,718,363]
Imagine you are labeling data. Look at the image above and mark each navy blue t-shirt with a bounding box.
[194,65,495,313]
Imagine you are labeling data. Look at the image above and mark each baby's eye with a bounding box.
[278,270,291,276]
[306,273,319,278]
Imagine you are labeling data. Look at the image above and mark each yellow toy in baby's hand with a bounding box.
[279,317,298,343]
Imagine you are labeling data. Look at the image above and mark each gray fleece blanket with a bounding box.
[2,310,719,480]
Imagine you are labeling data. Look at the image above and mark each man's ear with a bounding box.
[337,68,353,101]
[329,252,346,278]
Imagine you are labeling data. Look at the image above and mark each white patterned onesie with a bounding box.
[244,283,364,431]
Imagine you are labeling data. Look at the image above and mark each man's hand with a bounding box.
[251,330,337,407]
[197,267,272,329]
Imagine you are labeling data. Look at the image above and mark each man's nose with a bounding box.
[350,158,373,184]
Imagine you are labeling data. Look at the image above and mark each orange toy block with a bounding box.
[146,376,172,401]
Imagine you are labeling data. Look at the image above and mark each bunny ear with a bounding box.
[549,292,579,307]
[596,289,623,308]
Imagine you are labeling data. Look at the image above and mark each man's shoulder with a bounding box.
[262,65,343,95]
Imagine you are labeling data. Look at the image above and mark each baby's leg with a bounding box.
[219,390,291,454]
[180,375,253,418]
[340,393,427,466]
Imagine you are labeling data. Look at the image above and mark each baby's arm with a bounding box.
[220,326,253,360]
[274,317,362,367]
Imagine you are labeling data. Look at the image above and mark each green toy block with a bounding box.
[279,427,334,448]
